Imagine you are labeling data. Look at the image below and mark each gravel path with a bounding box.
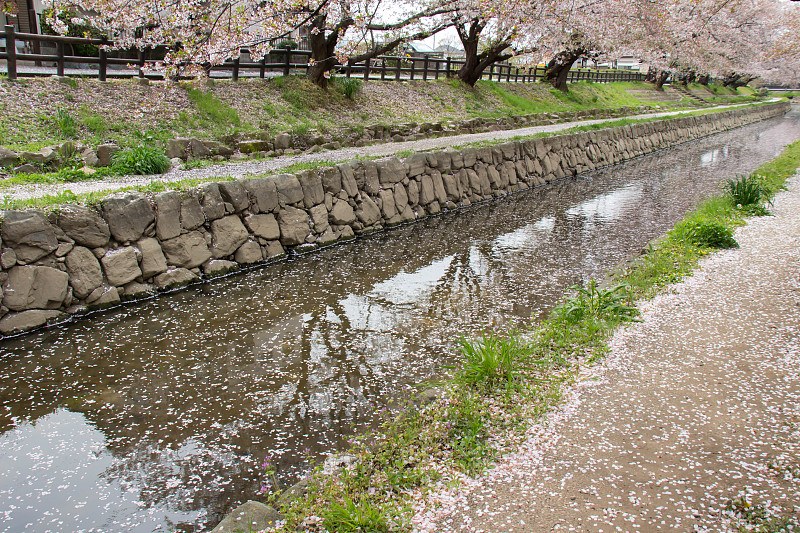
[415,173,800,532]
[1,101,764,202]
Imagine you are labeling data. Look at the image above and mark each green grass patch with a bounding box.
[186,87,241,127]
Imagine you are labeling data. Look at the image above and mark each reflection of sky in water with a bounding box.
[0,112,799,533]
[566,183,644,221]
[0,409,204,532]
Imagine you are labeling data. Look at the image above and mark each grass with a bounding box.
[186,87,241,127]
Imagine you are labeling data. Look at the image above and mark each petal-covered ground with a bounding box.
[415,174,800,532]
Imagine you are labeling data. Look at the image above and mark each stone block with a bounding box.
[203,260,239,276]
[210,216,249,258]
[161,231,213,269]
[101,247,142,287]
[419,175,436,205]
[378,190,396,219]
[244,177,279,214]
[65,246,103,299]
[355,197,381,226]
[276,206,310,246]
[200,184,226,221]
[3,265,69,311]
[154,191,182,241]
[155,268,199,290]
[309,205,329,233]
[329,201,356,225]
[1,210,59,263]
[52,205,110,249]
[321,167,342,194]
[0,146,19,168]
[234,241,262,264]
[393,183,409,213]
[166,138,190,159]
[274,174,304,205]
[101,193,155,243]
[180,196,206,230]
[96,144,120,167]
[210,501,283,533]
[274,133,292,150]
[337,163,359,197]
[378,157,406,185]
[244,214,280,241]
[219,181,250,212]
[237,140,271,153]
[0,309,62,335]
[137,238,168,279]
[297,171,325,208]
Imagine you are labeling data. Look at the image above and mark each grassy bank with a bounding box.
[258,140,800,532]
[0,79,718,154]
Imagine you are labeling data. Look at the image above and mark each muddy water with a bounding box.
[2,110,799,533]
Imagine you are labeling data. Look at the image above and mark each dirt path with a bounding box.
[418,174,800,532]
[0,102,765,202]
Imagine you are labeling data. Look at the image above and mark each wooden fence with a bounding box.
[0,25,646,84]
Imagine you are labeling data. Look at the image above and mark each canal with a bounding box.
[2,109,799,532]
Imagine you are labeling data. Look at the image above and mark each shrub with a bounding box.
[674,218,738,248]
[111,145,171,175]
[724,174,773,208]
[336,77,363,100]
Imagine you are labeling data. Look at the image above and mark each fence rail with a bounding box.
[0,25,646,84]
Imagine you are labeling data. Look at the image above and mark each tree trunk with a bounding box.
[457,28,482,86]
[654,70,669,91]
[306,14,339,88]
[544,48,585,92]
[697,74,711,85]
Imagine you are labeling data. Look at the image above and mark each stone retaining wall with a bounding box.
[0,102,789,336]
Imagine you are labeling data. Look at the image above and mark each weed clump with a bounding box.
[112,145,170,175]
[724,174,774,215]
[54,107,79,138]
[336,77,363,100]
[674,218,738,249]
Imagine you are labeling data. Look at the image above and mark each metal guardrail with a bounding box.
[0,25,646,84]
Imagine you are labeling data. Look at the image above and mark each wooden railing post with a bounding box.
[488,64,493,81]
[4,25,17,81]
[259,55,266,78]
[137,48,146,78]
[381,59,386,81]
[409,58,415,80]
[56,41,65,76]
[445,56,451,78]
[232,55,240,81]
[282,45,291,76]
[395,58,401,81]
[363,58,370,80]
[99,46,108,81]
[422,54,429,80]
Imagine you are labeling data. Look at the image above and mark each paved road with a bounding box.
[418,174,800,532]
[1,101,765,202]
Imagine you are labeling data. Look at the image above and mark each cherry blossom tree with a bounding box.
[302,0,456,87]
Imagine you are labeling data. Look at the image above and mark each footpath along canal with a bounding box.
[1,108,799,532]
